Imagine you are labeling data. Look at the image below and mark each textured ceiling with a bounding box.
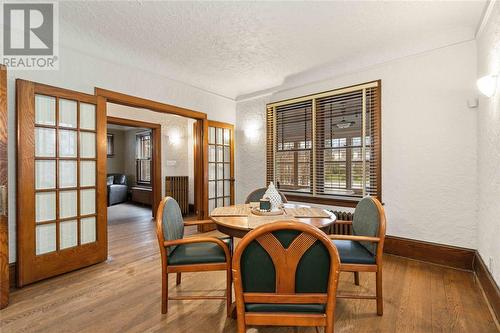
[60,1,486,100]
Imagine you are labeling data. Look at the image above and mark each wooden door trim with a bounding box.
[95,88,207,120]
[106,116,161,216]
[16,80,106,287]
[96,89,209,220]
[0,65,8,308]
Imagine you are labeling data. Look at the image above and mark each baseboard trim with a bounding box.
[384,235,475,270]
[473,252,500,323]
[9,263,15,290]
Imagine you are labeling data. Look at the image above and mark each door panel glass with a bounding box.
[35,160,56,189]
[209,199,216,212]
[60,220,78,249]
[217,180,223,197]
[80,161,96,186]
[80,132,96,158]
[35,192,56,222]
[224,181,230,196]
[35,95,56,126]
[80,189,96,215]
[36,223,57,255]
[59,160,77,188]
[58,99,77,128]
[59,190,77,219]
[208,145,215,162]
[224,163,230,180]
[81,217,96,244]
[217,146,223,162]
[35,128,56,157]
[79,103,96,130]
[209,181,215,198]
[208,163,215,181]
[59,130,77,157]
[223,129,230,145]
[209,127,215,144]
[216,128,223,144]
[217,163,223,180]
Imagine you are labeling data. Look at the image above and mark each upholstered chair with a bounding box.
[329,196,386,315]
[155,197,232,315]
[232,221,341,333]
[244,187,288,204]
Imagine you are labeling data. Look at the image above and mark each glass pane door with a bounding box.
[17,81,106,287]
[34,96,97,254]
[208,122,234,213]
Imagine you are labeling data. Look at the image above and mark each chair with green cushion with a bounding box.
[329,196,387,315]
[155,196,232,315]
[232,221,341,333]
[244,187,288,204]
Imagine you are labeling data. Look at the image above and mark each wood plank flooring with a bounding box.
[0,202,498,332]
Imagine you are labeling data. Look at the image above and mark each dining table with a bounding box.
[209,202,337,238]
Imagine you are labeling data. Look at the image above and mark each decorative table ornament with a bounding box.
[259,198,271,211]
[263,182,283,211]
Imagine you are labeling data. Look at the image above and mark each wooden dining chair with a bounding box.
[244,187,288,204]
[232,221,341,333]
[329,196,386,315]
[155,196,232,315]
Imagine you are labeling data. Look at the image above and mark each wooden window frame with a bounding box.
[135,131,152,186]
[267,80,382,208]
[106,134,114,157]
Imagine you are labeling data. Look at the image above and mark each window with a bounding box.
[107,134,114,157]
[266,81,381,206]
[136,131,152,185]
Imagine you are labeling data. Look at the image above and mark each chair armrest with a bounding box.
[335,220,353,225]
[163,237,231,262]
[183,219,214,227]
[329,235,380,243]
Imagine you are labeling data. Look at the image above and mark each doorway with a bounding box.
[106,116,161,218]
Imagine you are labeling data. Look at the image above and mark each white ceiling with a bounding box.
[60,1,487,100]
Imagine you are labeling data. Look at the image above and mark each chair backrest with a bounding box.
[352,196,386,255]
[107,173,127,185]
[232,221,340,314]
[244,187,288,204]
[155,197,184,254]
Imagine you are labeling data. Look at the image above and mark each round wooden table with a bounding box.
[210,203,337,238]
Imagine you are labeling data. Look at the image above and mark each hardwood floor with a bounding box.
[0,203,498,332]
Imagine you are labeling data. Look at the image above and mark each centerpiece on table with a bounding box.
[253,182,284,216]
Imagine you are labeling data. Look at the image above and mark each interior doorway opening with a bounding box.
[106,103,198,223]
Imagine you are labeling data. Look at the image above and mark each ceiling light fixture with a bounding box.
[335,119,354,129]
[477,74,498,98]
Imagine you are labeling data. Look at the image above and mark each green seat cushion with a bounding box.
[333,240,375,264]
[168,239,228,265]
[245,303,326,313]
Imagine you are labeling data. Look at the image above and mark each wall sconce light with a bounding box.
[477,74,497,98]
[244,121,260,141]
[168,131,181,145]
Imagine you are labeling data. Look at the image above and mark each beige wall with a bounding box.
[236,41,478,249]
[476,1,500,285]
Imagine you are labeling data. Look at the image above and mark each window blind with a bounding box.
[266,81,381,205]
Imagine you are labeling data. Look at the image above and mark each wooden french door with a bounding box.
[207,121,234,213]
[17,80,107,286]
